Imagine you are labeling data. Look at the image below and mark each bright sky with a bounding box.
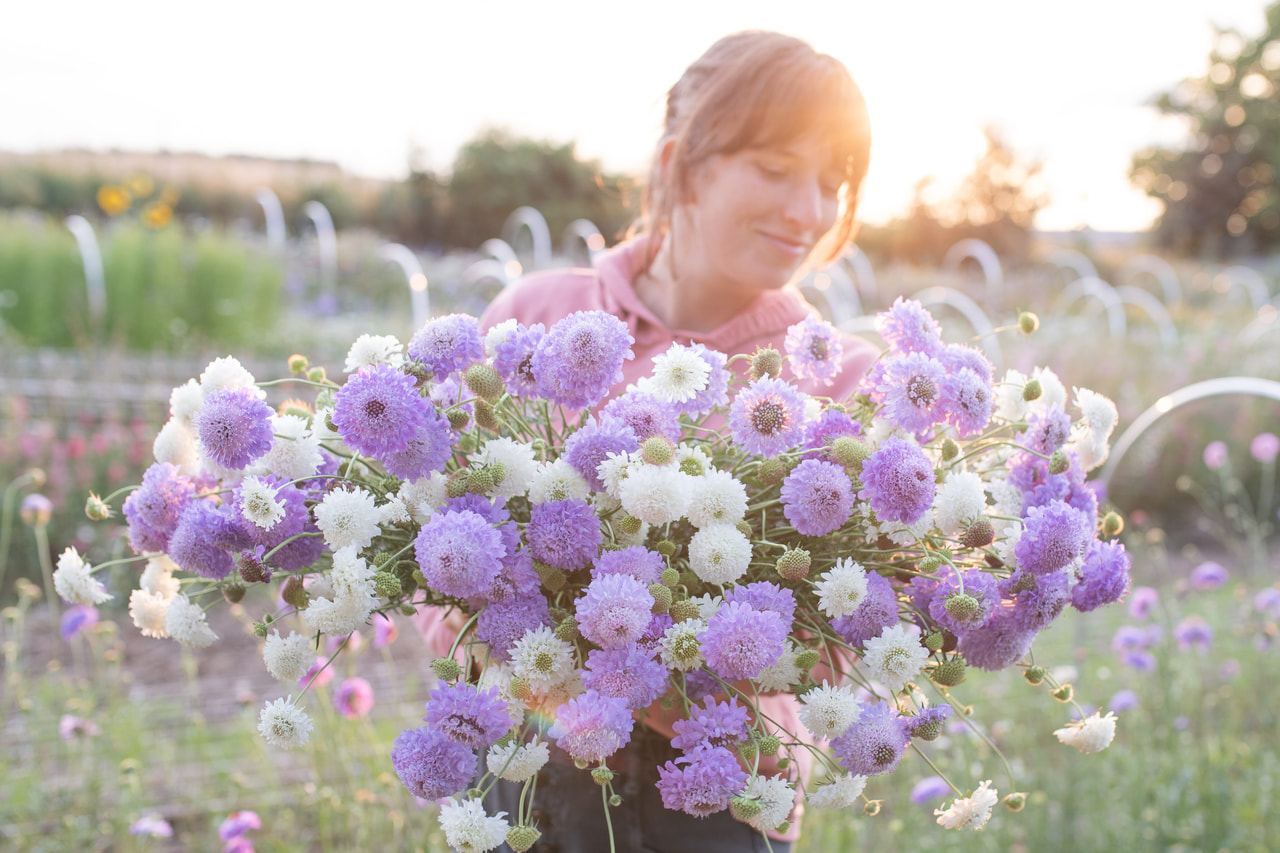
[1,0,1273,231]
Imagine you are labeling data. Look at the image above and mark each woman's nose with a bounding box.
[782,176,824,233]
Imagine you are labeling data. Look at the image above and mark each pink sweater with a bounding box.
[418,236,879,841]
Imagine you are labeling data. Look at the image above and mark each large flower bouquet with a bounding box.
[61,299,1130,849]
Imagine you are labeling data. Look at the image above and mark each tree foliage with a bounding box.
[1131,2,1280,255]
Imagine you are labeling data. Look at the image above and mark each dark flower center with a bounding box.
[363,398,387,421]
[872,743,896,766]
[809,337,829,361]
[750,400,787,435]
[906,374,938,408]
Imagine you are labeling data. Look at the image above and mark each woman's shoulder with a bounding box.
[478,266,606,331]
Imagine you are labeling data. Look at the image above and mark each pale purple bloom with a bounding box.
[19,493,52,525]
[196,387,274,469]
[1108,689,1140,714]
[547,689,634,763]
[224,838,255,853]
[61,605,99,640]
[492,322,546,397]
[831,571,899,647]
[425,682,511,749]
[602,390,681,442]
[785,315,844,386]
[1020,406,1073,455]
[218,810,262,841]
[699,601,787,681]
[1190,561,1228,591]
[728,377,807,457]
[129,816,174,837]
[956,610,1036,671]
[430,376,473,434]
[1128,586,1159,620]
[380,411,455,481]
[858,437,935,525]
[723,581,796,626]
[334,677,375,719]
[372,613,399,648]
[1250,432,1280,464]
[910,775,953,805]
[876,297,944,357]
[1175,615,1213,652]
[407,313,485,381]
[831,701,911,776]
[476,593,551,660]
[1112,625,1156,653]
[928,568,999,636]
[532,310,635,410]
[877,351,947,435]
[803,407,863,458]
[1002,569,1071,632]
[1071,539,1132,612]
[583,645,670,710]
[168,500,248,580]
[906,705,952,739]
[670,697,751,751]
[563,416,639,491]
[940,343,993,383]
[940,366,993,437]
[1014,500,1093,576]
[231,474,307,549]
[656,745,748,818]
[1203,441,1229,470]
[123,462,196,553]
[575,573,654,649]
[332,364,430,458]
[59,714,100,740]
[780,459,855,537]
[1121,649,1157,671]
[391,726,475,800]
[414,509,505,598]
[299,656,334,688]
[593,546,665,584]
[1254,587,1280,618]
[526,499,602,572]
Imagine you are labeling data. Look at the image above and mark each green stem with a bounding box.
[32,525,61,638]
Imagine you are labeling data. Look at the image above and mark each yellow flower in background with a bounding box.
[160,185,181,205]
[127,174,154,199]
[142,202,173,229]
[97,185,131,216]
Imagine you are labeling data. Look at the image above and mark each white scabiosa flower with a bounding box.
[140,554,180,599]
[399,472,449,523]
[263,630,314,683]
[239,476,286,531]
[687,525,752,585]
[798,681,862,740]
[438,797,510,853]
[484,318,519,357]
[1073,386,1118,438]
[510,626,576,693]
[199,355,263,400]
[153,419,201,476]
[812,559,868,618]
[986,477,1024,540]
[738,775,795,833]
[807,773,868,809]
[674,443,711,476]
[128,589,171,638]
[527,458,591,505]
[596,451,636,498]
[934,780,998,830]
[169,378,205,430]
[618,463,691,525]
[257,697,314,750]
[53,547,111,605]
[933,470,987,536]
[862,623,929,693]
[755,640,803,692]
[470,437,539,500]
[164,595,217,648]
[1031,366,1067,411]
[487,736,550,783]
[314,488,381,551]
[250,414,322,482]
[344,333,404,373]
[689,593,724,621]
[875,514,933,548]
[1054,711,1117,753]
[478,662,526,728]
[659,619,707,672]
[378,496,411,526]
[686,469,748,529]
[649,342,710,403]
[304,547,377,635]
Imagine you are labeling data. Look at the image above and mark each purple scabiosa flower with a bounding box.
[479,549,540,604]
[492,322,546,398]
[1004,570,1071,631]
[670,697,751,751]
[1014,500,1093,576]
[1112,624,1157,653]
[380,410,455,482]
[1175,616,1213,652]
[601,390,681,443]
[407,313,485,381]
[269,522,326,574]
[218,810,262,841]
[532,310,635,410]
[911,776,953,805]
[1020,406,1073,455]
[831,571,899,648]
[940,343,993,383]
[60,714,100,740]
[547,689,634,763]
[1128,586,1159,620]
[122,462,197,553]
[331,364,429,458]
[803,407,863,458]
[224,836,255,853]
[583,645,670,710]
[681,669,722,704]
[129,816,173,838]
[876,297,944,357]
[677,343,730,417]
[906,705,953,739]
[168,500,249,580]
[1202,441,1229,470]
[780,459,855,537]
[196,387,274,469]
[1251,432,1280,464]
[638,612,674,656]
[334,677,375,719]
[61,605,99,640]
[728,377,807,457]
[563,416,639,492]
[877,352,947,435]
[444,492,511,524]
[940,367,993,437]
[576,573,654,649]
[724,582,797,626]
[231,474,307,549]
[477,593,551,660]
[526,499,602,572]
[299,656,334,688]
[414,509,505,599]
[785,316,844,386]
[698,601,787,681]
[928,568,1000,636]
[1071,539,1132,612]
[1109,689,1140,714]
[593,546,665,584]
[831,701,911,776]
[956,611,1037,671]
[391,726,476,800]
[858,437,936,525]
[656,745,748,818]
[1190,561,1228,591]
[425,682,511,749]
[1121,649,1157,671]
[1254,587,1280,618]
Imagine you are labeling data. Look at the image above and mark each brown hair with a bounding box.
[634,31,872,270]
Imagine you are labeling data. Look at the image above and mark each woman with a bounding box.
[420,30,876,852]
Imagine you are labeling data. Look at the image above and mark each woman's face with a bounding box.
[673,133,843,298]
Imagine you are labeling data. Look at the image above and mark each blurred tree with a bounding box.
[442,128,636,250]
[1131,2,1280,255]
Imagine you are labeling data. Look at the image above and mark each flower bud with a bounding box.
[446,408,471,431]
[488,461,507,486]
[616,512,643,536]
[910,713,946,741]
[509,676,533,702]
[85,493,113,521]
[755,458,789,486]
[281,576,308,609]
[466,467,495,495]
[253,621,269,638]
[534,561,567,592]
[758,734,781,756]
[655,540,678,558]
[506,826,541,853]
[1019,312,1040,334]
[238,551,271,584]
[669,599,700,622]
[474,400,498,431]
[1053,684,1074,702]
[608,794,622,807]
[737,739,759,764]
[960,518,995,548]
[678,455,706,477]
[27,468,48,489]
[431,658,461,681]
[917,555,944,575]
[554,616,580,642]
[1022,379,1042,401]
[404,361,431,387]
[931,657,967,687]
[923,631,945,652]
[1024,666,1047,685]
[591,767,614,786]
[463,363,504,402]
[794,649,820,671]
[749,346,783,381]
[774,821,791,835]
[661,567,679,587]
[776,549,812,581]
[445,471,469,499]
[1003,792,1027,812]
[1049,448,1070,475]
[831,437,872,474]
[288,354,309,374]
[943,592,983,623]
[648,584,673,614]
[639,436,675,466]
[940,437,960,462]
[373,572,402,598]
[20,494,52,527]
[730,795,762,822]
[399,604,417,617]
[1102,511,1124,537]
[221,577,247,604]
[775,757,789,771]
[306,366,327,384]
[864,800,882,816]
[735,520,753,538]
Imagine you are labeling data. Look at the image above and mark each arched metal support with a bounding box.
[501,206,552,270]
[1216,265,1271,312]
[64,215,106,336]
[302,200,338,299]
[479,239,524,281]
[462,259,514,289]
[254,187,287,254]
[1057,275,1127,338]
[1114,285,1178,348]
[1098,377,1280,488]
[911,285,1003,370]
[1120,253,1182,305]
[1046,248,1098,284]
[1242,305,1280,344]
[941,238,1004,305]
[843,245,878,308]
[377,243,429,329]
[799,265,862,326]
[561,219,605,265]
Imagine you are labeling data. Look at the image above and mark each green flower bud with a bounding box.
[1004,792,1028,812]
[943,592,983,623]
[640,436,676,466]
[445,471,469,498]
[85,493,112,521]
[661,567,680,587]
[1053,684,1074,702]
[534,561,567,592]
[678,455,706,477]
[923,631,945,652]
[910,712,946,741]
[403,361,431,386]
[758,734,781,756]
[616,513,643,536]
[252,621,269,638]
[506,825,541,852]
[755,457,789,486]
[306,366,327,384]
[509,677,533,702]
[736,520,754,538]
[1019,312,1040,334]
[776,549,812,581]
[669,599,700,622]
[831,436,872,474]
[794,649,821,671]
[281,576,308,609]
[238,551,270,585]
[961,518,995,549]
[655,540,678,558]
[554,616,580,642]
[648,583,673,614]
[1024,666,1047,685]
[608,794,622,807]
[918,555,944,575]
[737,739,759,764]
[1049,448,1070,475]
[1023,379,1042,401]
[446,408,472,431]
[749,346,783,381]
[1102,511,1124,537]
[940,437,961,462]
[931,657,967,687]
[474,399,498,431]
[467,467,496,495]
[463,363,504,402]
[729,795,762,822]
[591,767,614,786]
[864,800,882,816]
[373,571,402,598]
[431,658,461,681]
[287,353,310,374]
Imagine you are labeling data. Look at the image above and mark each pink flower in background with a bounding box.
[218,810,261,841]
[61,605,99,640]
[299,657,334,689]
[326,631,363,656]
[1190,561,1229,591]
[1202,441,1229,470]
[59,714,100,741]
[334,677,375,719]
[1250,432,1279,464]
[129,816,174,838]
[1127,586,1159,620]
[372,613,399,648]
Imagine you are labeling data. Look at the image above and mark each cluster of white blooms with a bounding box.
[344,333,404,373]
[238,476,286,531]
[1067,386,1120,471]
[486,737,551,783]
[862,623,931,693]
[659,619,706,672]
[53,547,112,606]
[262,630,314,683]
[755,640,804,693]
[250,413,322,481]
[314,488,382,551]
[164,595,217,648]
[645,343,710,403]
[1054,711,1118,753]
[935,780,999,830]
[739,775,795,833]
[257,697,314,750]
[932,470,987,536]
[617,463,691,525]
[687,525,752,584]
[128,555,181,638]
[438,797,510,853]
[303,547,377,636]
[813,559,869,618]
[686,469,748,528]
[527,458,590,504]
[509,626,576,695]
[807,773,869,809]
[469,437,539,500]
[798,681,862,740]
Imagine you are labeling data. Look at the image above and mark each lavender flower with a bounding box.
[391,726,476,800]
[425,682,511,748]
[576,573,655,649]
[698,601,787,681]
[583,645,670,710]
[332,363,430,457]
[602,390,681,442]
[492,322,545,397]
[911,776,954,805]
[876,297,944,357]
[906,705,953,740]
[1108,689,1140,714]
[196,387,275,469]
[122,462,196,553]
[563,417,639,492]
[1174,615,1213,652]
[1004,569,1071,631]
[956,611,1037,671]
[728,377,807,457]
[723,582,797,626]
[878,352,947,435]
[940,367,993,437]
[785,316,844,386]
[1203,441,1229,470]
[547,689,634,763]
[380,412,455,482]
[476,593,551,660]
[1013,500,1093,576]
[532,310,635,410]
[218,811,262,842]
[803,407,863,458]
[1251,432,1280,464]
[858,437,936,525]
[1189,561,1229,591]
[670,697,751,751]
[60,605,98,640]
[781,459,855,537]
[129,816,173,838]
[526,499,602,571]
[1071,539,1132,612]
[1254,587,1280,618]
[592,546,665,584]
[1128,585,1159,619]
[1019,406,1073,455]
[334,677,375,719]
[407,313,485,381]
[656,745,748,818]
[831,701,911,776]
[168,500,249,580]
[928,568,1000,636]
[414,509,505,599]
[831,571,899,648]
